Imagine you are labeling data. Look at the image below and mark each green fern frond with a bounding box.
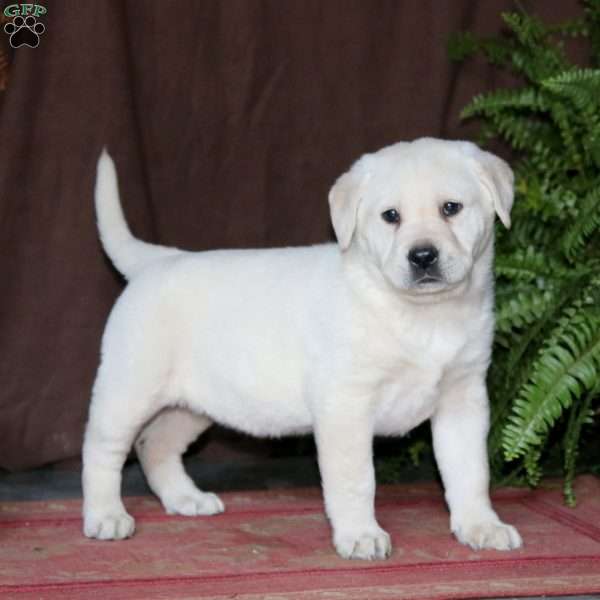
[495,246,564,281]
[512,176,581,222]
[501,12,547,46]
[496,210,554,249]
[548,16,589,38]
[542,69,600,112]
[489,278,592,459]
[496,287,556,333]
[543,69,600,170]
[501,12,570,80]
[501,277,596,371]
[488,112,558,152]
[502,313,600,460]
[563,390,596,506]
[561,187,600,260]
[549,104,586,171]
[524,445,544,487]
[461,88,549,120]
[448,33,518,69]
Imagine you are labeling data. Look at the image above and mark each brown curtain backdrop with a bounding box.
[0,0,581,470]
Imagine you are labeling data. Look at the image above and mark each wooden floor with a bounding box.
[1,462,599,599]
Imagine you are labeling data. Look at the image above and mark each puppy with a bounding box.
[82,138,522,559]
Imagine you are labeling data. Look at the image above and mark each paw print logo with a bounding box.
[4,15,45,48]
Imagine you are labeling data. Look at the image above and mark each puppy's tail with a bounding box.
[95,149,183,280]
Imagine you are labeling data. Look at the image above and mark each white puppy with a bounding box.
[82,138,522,560]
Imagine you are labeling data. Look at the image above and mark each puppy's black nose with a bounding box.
[408,245,439,269]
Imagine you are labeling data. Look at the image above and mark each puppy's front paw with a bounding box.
[84,510,135,540]
[163,491,225,516]
[334,526,392,560]
[454,519,522,551]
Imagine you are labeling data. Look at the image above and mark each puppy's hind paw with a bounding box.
[163,490,225,517]
[84,510,135,541]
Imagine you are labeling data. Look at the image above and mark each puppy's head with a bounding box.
[329,138,513,296]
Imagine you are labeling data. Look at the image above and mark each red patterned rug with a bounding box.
[1,476,599,599]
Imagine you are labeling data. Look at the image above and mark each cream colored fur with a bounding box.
[82,138,522,559]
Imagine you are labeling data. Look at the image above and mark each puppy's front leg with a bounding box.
[315,398,391,560]
[431,376,522,551]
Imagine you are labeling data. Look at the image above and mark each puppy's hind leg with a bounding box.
[135,407,224,516]
[82,385,157,541]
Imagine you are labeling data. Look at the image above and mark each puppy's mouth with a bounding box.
[408,268,452,295]
[411,264,444,287]
[415,274,443,285]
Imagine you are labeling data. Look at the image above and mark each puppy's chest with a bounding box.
[370,320,471,436]
[368,311,473,370]
[373,368,441,436]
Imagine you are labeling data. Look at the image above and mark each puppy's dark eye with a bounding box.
[381,209,401,224]
[441,201,463,217]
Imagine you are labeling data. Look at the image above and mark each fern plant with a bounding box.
[449,1,600,504]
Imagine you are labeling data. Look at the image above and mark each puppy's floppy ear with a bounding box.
[460,142,514,229]
[328,168,370,251]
